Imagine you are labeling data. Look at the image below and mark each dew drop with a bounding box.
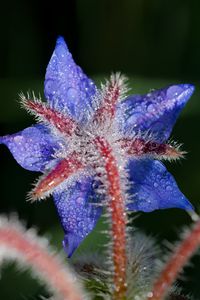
[166,85,184,98]
[76,197,84,204]
[166,185,172,191]
[45,79,57,97]
[13,135,23,143]
[147,103,155,113]
[67,88,79,102]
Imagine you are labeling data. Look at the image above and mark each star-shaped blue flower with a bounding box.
[0,37,194,257]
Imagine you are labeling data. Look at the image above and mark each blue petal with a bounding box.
[53,176,102,257]
[127,159,193,212]
[0,124,62,172]
[44,36,96,122]
[117,84,194,142]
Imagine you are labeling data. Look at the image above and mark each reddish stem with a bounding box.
[0,220,84,300]
[95,137,127,300]
[148,219,200,300]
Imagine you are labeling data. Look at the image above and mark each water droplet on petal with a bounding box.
[147,103,155,113]
[166,185,172,191]
[13,135,23,143]
[166,85,184,98]
[67,87,79,102]
[76,197,84,204]
[45,79,57,98]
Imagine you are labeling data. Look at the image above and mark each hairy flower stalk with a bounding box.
[95,137,127,299]
[148,218,200,300]
[0,216,84,300]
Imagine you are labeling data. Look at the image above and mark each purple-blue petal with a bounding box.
[117,84,194,142]
[53,176,102,257]
[127,159,193,212]
[0,124,62,172]
[44,36,96,122]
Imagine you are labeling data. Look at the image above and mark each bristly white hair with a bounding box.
[0,214,87,300]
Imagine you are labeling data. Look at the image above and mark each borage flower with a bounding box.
[0,37,194,257]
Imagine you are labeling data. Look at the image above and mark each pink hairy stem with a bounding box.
[0,219,84,300]
[148,218,200,300]
[95,136,127,300]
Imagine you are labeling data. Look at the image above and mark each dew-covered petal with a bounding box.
[117,84,194,142]
[53,176,102,257]
[44,36,96,122]
[127,159,193,212]
[0,124,62,172]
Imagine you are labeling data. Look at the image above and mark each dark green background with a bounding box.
[0,1,200,299]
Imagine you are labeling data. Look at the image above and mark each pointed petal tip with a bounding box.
[180,83,195,90]
[0,135,9,145]
[55,36,69,51]
[0,125,60,172]
[179,83,195,97]
[56,36,66,45]
[180,197,194,211]
[63,233,83,258]
[166,83,195,103]
[128,159,194,213]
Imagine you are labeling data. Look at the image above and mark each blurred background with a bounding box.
[0,0,200,299]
